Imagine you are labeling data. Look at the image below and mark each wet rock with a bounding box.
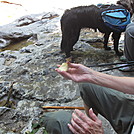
[0,12,59,49]
[0,107,10,116]
[16,15,39,27]
[0,38,11,48]
[0,58,5,65]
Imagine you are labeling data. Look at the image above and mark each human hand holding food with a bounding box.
[56,62,95,82]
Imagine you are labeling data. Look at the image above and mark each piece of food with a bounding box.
[58,63,69,71]
[66,57,72,62]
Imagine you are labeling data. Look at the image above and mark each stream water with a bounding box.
[0,40,33,52]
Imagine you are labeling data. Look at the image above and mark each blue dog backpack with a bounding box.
[101,8,131,32]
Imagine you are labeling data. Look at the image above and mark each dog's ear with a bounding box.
[130,0,134,14]
[116,0,129,10]
[117,0,134,14]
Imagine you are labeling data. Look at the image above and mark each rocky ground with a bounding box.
[0,9,134,134]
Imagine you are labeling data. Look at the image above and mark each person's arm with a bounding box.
[56,62,134,94]
[87,70,134,94]
[68,109,104,134]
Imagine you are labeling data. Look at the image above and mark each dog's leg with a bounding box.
[60,30,73,57]
[112,32,123,56]
[103,33,111,50]
[60,34,66,53]
[62,28,80,58]
[65,31,80,58]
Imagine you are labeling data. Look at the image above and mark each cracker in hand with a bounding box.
[58,63,69,71]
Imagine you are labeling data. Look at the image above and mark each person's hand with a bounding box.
[56,62,94,82]
[68,109,104,134]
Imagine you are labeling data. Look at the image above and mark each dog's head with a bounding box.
[117,0,134,14]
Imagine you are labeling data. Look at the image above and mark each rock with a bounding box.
[0,38,11,48]
[0,107,10,116]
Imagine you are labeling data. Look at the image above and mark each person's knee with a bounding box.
[126,23,134,36]
[79,83,97,101]
[79,83,93,95]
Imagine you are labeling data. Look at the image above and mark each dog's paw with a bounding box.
[104,46,111,51]
[116,50,123,56]
[60,50,65,53]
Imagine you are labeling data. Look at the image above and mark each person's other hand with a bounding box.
[56,62,94,82]
[68,108,104,134]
